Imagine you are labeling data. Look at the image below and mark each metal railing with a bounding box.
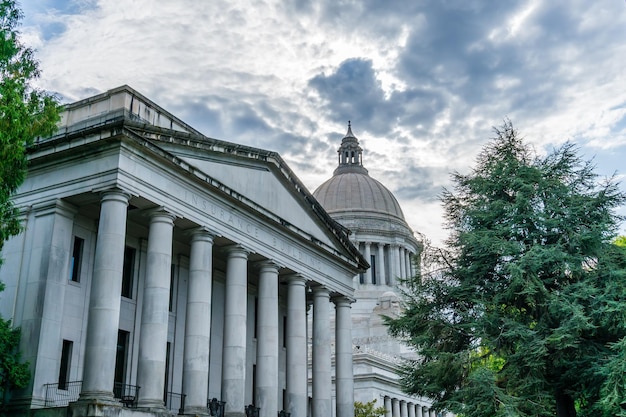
[44,381,81,407]
[164,391,186,414]
[113,383,140,408]
[43,381,140,408]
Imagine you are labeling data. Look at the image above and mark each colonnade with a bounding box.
[358,241,414,285]
[76,190,355,417]
[383,396,440,417]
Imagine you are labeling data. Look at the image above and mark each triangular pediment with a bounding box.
[45,85,365,271]
[155,139,339,248]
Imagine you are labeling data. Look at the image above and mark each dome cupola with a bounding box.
[314,123,406,222]
[335,121,368,176]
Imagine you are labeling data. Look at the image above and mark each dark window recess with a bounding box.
[169,264,175,312]
[282,316,287,348]
[114,330,129,390]
[58,340,73,390]
[121,246,136,298]
[254,297,258,339]
[163,342,171,401]
[370,254,377,285]
[69,237,84,282]
[252,364,257,405]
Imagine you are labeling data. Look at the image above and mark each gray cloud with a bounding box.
[21,0,626,244]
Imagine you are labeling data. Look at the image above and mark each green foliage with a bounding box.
[0,283,29,406]
[1,0,58,408]
[354,399,386,417]
[1,0,60,259]
[614,235,626,248]
[387,121,626,417]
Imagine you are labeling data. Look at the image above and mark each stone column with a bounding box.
[222,245,249,417]
[363,242,372,284]
[136,209,176,410]
[416,404,423,417]
[334,296,353,417]
[19,201,76,405]
[182,229,215,415]
[405,250,412,278]
[400,400,408,417]
[312,286,331,417]
[388,245,397,286]
[256,261,279,417]
[408,403,415,417]
[398,247,406,280]
[392,398,400,417]
[378,243,386,285]
[285,275,307,417]
[81,190,130,402]
[384,396,392,417]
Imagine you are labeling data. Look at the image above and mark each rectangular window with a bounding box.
[370,254,377,285]
[169,264,176,312]
[252,364,257,405]
[58,340,73,390]
[282,316,287,348]
[254,297,258,339]
[114,330,129,397]
[121,246,136,298]
[69,237,84,282]
[164,342,171,401]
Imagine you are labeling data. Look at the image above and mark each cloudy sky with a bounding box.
[20,0,626,246]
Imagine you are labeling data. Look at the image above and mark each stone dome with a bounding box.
[314,172,405,221]
[313,123,409,228]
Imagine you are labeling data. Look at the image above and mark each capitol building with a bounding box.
[0,86,443,417]
[313,125,437,417]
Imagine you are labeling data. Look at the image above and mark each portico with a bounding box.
[0,86,367,417]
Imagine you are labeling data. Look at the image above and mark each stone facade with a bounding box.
[0,86,368,417]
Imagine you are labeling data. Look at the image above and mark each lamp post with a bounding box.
[208,398,226,417]
[245,404,260,417]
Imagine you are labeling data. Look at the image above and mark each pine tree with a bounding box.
[387,121,626,417]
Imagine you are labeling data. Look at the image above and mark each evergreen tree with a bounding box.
[387,121,626,417]
[1,0,60,408]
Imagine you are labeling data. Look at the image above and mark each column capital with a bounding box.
[96,187,133,203]
[311,284,330,297]
[255,259,281,274]
[224,243,250,258]
[283,273,307,285]
[144,206,177,223]
[331,295,354,307]
[32,198,78,218]
[188,226,217,242]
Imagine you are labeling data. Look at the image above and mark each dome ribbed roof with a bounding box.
[314,172,406,220]
[313,123,406,222]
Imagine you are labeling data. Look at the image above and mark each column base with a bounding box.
[224,413,246,417]
[69,397,122,417]
[182,406,210,416]
[135,399,170,416]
